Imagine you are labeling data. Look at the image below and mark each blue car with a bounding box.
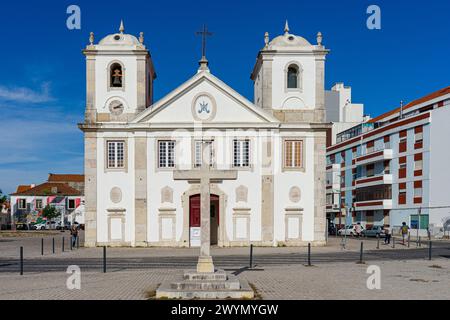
[362,225,385,238]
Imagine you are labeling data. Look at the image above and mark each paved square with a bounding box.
[1,233,449,300]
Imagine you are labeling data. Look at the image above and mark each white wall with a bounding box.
[273,133,316,242]
[429,106,450,228]
[95,55,138,114]
[271,55,316,110]
[149,80,266,123]
[96,132,135,243]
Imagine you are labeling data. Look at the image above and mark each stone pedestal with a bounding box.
[196,256,214,273]
[156,270,254,299]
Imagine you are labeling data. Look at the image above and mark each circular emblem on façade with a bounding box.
[191,93,217,122]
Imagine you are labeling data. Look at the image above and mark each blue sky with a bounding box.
[0,0,449,194]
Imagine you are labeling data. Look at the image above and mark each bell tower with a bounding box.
[251,21,328,123]
[83,21,156,123]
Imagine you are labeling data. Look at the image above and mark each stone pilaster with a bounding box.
[85,56,96,123]
[313,132,327,242]
[261,55,273,113]
[84,132,97,247]
[134,136,147,246]
[314,54,326,123]
[136,56,147,114]
[261,135,274,243]
[261,175,274,243]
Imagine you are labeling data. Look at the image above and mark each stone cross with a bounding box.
[173,142,237,273]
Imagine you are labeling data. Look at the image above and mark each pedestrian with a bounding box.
[384,224,391,244]
[355,222,362,238]
[70,224,79,248]
[401,222,409,245]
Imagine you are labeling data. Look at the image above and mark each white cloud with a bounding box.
[0,82,54,104]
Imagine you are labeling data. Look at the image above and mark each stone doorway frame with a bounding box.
[180,184,229,247]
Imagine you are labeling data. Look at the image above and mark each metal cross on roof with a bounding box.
[196,24,213,59]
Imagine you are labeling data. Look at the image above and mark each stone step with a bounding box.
[170,279,241,291]
[183,270,228,281]
[157,279,255,299]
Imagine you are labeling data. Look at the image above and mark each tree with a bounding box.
[42,205,59,220]
[0,189,6,206]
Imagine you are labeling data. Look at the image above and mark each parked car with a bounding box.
[362,225,385,238]
[56,222,71,230]
[33,222,47,230]
[46,221,57,230]
[15,223,29,230]
[338,224,365,236]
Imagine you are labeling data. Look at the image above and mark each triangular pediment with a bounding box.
[132,71,279,124]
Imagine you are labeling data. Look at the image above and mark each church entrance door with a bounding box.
[189,194,219,247]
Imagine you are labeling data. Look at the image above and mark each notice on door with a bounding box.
[190,227,201,247]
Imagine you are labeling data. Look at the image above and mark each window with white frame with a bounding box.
[35,199,43,210]
[107,141,125,169]
[194,140,214,167]
[326,172,332,185]
[415,131,423,143]
[414,159,423,171]
[158,140,175,168]
[233,139,250,167]
[414,186,423,198]
[67,199,76,210]
[18,199,27,210]
[326,194,333,205]
[284,140,303,169]
[287,65,299,89]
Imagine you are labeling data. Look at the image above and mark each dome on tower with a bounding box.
[99,33,141,46]
[96,20,143,48]
[267,20,313,49]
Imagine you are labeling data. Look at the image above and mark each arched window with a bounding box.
[110,63,123,88]
[287,65,299,89]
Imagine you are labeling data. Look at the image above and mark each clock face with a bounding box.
[109,100,124,116]
[192,94,216,121]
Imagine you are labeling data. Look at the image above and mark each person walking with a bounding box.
[355,222,362,238]
[70,224,79,248]
[401,222,409,245]
[384,225,391,244]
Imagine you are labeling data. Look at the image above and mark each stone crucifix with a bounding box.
[173,142,237,273]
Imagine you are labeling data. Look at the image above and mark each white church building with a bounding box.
[79,22,330,247]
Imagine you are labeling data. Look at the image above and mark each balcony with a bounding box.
[326,204,341,212]
[355,149,393,166]
[326,163,341,172]
[326,163,342,193]
[354,199,392,211]
[355,174,393,188]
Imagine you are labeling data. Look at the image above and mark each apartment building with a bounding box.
[326,86,450,237]
[325,83,367,146]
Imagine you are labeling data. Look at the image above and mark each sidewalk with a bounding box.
[1,233,436,260]
[0,257,449,300]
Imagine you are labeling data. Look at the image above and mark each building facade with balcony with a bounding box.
[326,86,450,237]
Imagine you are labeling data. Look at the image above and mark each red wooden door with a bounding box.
[190,194,220,228]
[190,195,201,227]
